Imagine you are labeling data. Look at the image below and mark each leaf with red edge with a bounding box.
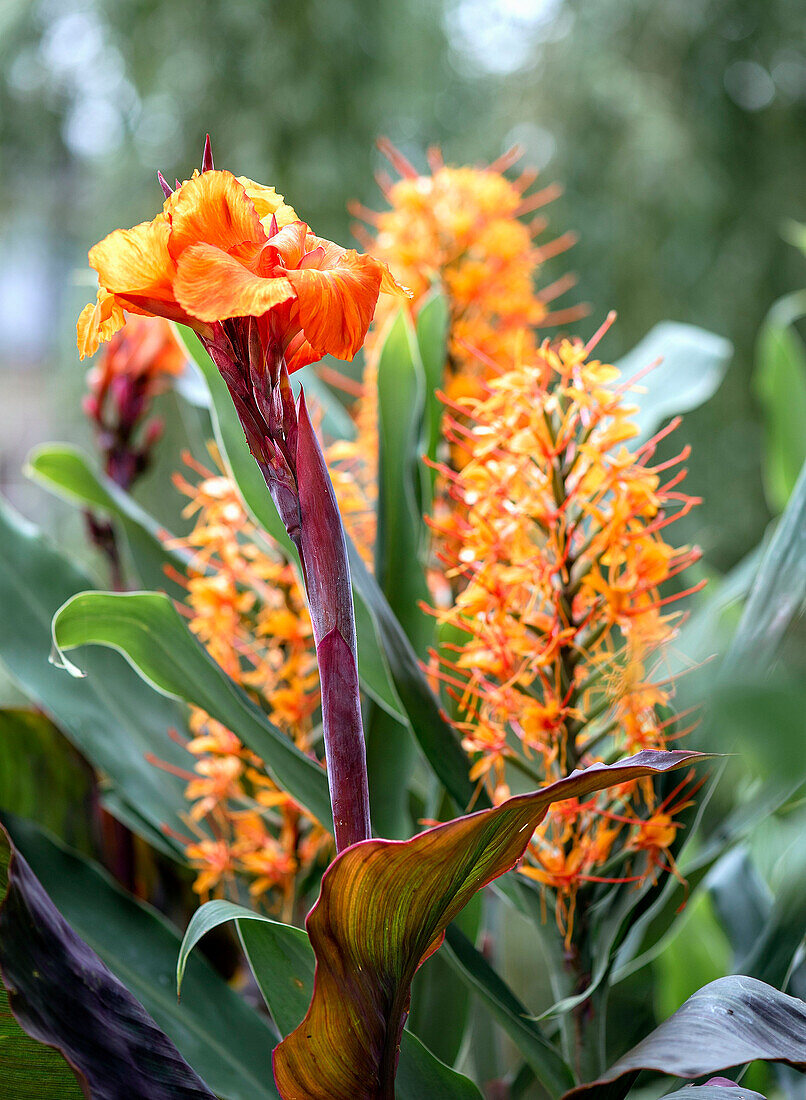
[0,825,216,1099]
[272,749,710,1100]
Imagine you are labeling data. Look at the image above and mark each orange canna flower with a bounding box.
[78,136,406,372]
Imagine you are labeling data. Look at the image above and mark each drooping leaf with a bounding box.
[565,976,806,1100]
[0,981,86,1099]
[614,322,732,445]
[722,457,806,674]
[174,323,479,813]
[753,290,806,512]
[178,900,484,1100]
[26,443,188,598]
[5,815,279,1100]
[273,750,708,1100]
[172,322,407,727]
[0,498,195,858]
[0,824,216,1100]
[50,589,333,831]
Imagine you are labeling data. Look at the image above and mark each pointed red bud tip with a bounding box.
[201,134,214,173]
[157,171,174,199]
[268,213,278,237]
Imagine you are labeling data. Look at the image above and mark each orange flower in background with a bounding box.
[154,449,329,910]
[430,318,704,938]
[78,136,406,371]
[329,140,583,556]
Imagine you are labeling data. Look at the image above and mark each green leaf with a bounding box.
[178,900,484,1100]
[273,751,705,1100]
[443,924,574,1094]
[0,982,85,1099]
[375,309,431,651]
[753,290,806,513]
[50,589,333,831]
[0,821,217,1099]
[0,498,195,858]
[564,977,806,1100]
[614,322,732,444]
[415,290,450,509]
[722,457,806,674]
[0,708,93,851]
[26,443,187,598]
[172,322,407,727]
[369,311,433,837]
[5,815,279,1100]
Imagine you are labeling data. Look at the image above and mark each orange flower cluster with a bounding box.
[328,142,582,554]
[161,452,330,910]
[429,321,704,938]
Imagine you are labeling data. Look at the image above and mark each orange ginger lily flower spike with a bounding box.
[78,135,409,854]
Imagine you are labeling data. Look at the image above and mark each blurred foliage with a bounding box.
[2,0,806,568]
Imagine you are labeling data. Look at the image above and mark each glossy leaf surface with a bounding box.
[51,589,333,830]
[0,500,193,858]
[6,815,279,1100]
[0,825,216,1100]
[178,900,484,1100]
[566,976,806,1100]
[273,750,707,1100]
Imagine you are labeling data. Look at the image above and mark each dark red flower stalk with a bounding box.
[79,135,407,850]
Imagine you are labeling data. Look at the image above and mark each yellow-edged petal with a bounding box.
[237,175,299,230]
[167,170,266,263]
[88,215,175,301]
[76,289,126,360]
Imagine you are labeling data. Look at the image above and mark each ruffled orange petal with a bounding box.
[264,222,310,272]
[174,242,294,323]
[88,215,175,302]
[167,170,267,265]
[76,289,126,360]
[284,250,384,360]
[304,233,410,297]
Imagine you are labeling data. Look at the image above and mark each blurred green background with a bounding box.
[1,0,805,566]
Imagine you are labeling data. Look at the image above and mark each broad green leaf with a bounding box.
[614,322,732,444]
[51,589,333,831]
[172,322,406,726]
[375,309,431,651]
[5,815,279,1100]
[722,457,806,674]
[0,822,217,1099]
[370,311,432,837]
[26,443,187,598]
[565,976,806,1100]
[753,290,806,512]
[443,924,573,1094]
[415,290,450,508]
[0,983,85,1098]
[174,323,479,812]
[178,900,484,1100]
[0,708,93,851]
[273,751,705,1100]
[0,499,195,858]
